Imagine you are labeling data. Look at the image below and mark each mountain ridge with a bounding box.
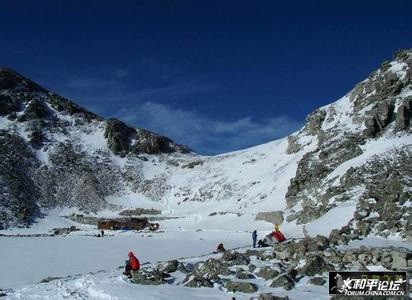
[0,50,411,244]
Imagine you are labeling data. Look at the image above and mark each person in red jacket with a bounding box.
[123,251,140,276]
[272,224,286,243]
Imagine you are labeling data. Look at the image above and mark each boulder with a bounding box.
[255,211,284,224]
[300,255,334,276]
[224,280,258,293]
[269,274,294,290]
[255,266,280,280]
[308,277,326,285]
[286,211,300,223]
[248,264,257,273]
[177,262,189,274]
[258,293,289,300]
[235,269,255,279]
[287,135,301,154]
[193,258,231,278]
[220,251,250,266]
[131,268,167,285]
[391,251,408,269]
[159,260,178,273]
[182,275,215,288]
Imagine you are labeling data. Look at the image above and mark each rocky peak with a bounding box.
[0,68,46,93]
[285,50,411,240]
[104,118,191,156]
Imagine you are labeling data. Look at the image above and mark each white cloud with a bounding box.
[116,101,302,154]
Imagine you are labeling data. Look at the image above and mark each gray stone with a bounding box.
[224,280,258,293]
[308,277,326,285]
[177,262,189,274]
[235,269,255,279]
[159,260,178,273]
[255,211,284,224]
[300,255,334,276]
[395,98,411,130]
[286,211,300,223]
[193,258,231,278]
[131,268,167,285]
[220,251,250,266]
[182,275,215,288]
[391,251,408,269]
[258,293,289,300]
[248,264,257,273]
[255,266,280,280]
[269,274,294,290]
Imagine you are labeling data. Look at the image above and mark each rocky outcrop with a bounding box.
[0,94,21,116]
[255,211,284,224]
[133,128,190,155]
[104,118,191,156]
[0,131,41,228]
[193,258,232,278]
[395,97,412,131]
[0,68,45,93]
[104,118,135,154]
[17,99,52,122]
[285,50,411,234]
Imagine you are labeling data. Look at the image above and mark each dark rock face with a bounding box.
[18,99,52,122]
[47,93,100,121]
[104,118,191,155]
[0,68,45,93]
[364,102,395,137]
[0,131,41,227]
[0,94,21,116]
[104,118,135,154]
[133,128,191,155]
[395,97,412,130]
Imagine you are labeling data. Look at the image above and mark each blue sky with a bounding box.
[1,0,411,154]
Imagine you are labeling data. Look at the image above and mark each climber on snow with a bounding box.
[123,251,140,277]
[217,243,226,253]
[272,223,286,243]
[252,230,257,248]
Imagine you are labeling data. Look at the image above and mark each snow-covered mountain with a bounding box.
[0,50,411,243]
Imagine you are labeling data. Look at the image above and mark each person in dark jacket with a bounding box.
[123,251,140,276]
[252,230,257,248]
[257,239,269,248]
[217,243,226,253]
